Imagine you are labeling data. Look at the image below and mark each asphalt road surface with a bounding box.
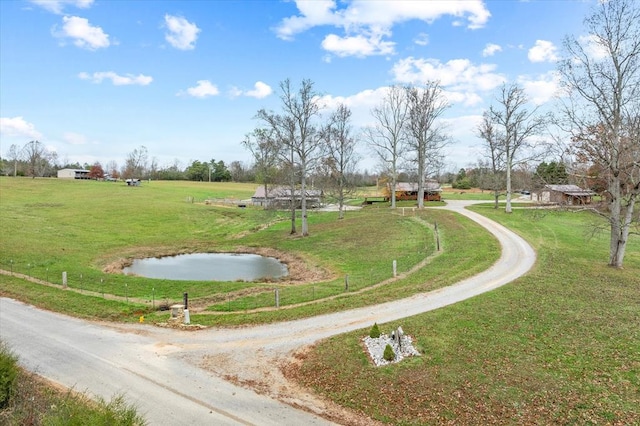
[0,200,536,425]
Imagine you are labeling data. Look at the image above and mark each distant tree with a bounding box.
[210,160,231,182]
[88,162,105,180]
[228,161,248,182]
[365,85,408,208]
[534,161,568,187]
[105,160,119,179]
[243,127,281,200]
[405,82,451,208]
[122,145,148,180]
[185,160,208,181]
[477,111,506,208]
[22,140,54,178]
[319,103,360,219]
[487,84,548,213]
[558,0,640,268]
[7,144,21,177]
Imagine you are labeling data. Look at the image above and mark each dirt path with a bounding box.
[0,201,536,425]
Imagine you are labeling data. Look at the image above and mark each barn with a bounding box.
[251,186,323,208]
[533,184,596,205]
[57,168,90,179]
[389,181,442,202]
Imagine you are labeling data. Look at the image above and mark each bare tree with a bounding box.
[405,82,451,209]
[22,140,54,178]
[242,127,281,206]
[558,0,639,268]
[488,84,547,213]
[257,79,323,236]
[320,103,360,219]
[7,144,21,177]
[477,111,506,209]
[364,85,408,208]
[122,145,148,180]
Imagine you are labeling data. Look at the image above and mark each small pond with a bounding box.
[122,253,289,281]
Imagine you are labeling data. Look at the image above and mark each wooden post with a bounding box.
[275,288,280,308]
[393,260,397,277]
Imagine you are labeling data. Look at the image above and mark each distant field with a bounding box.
[0,177,498,325]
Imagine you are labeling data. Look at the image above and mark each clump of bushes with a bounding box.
[0,341,19,409]
[369,323,381,338]
[383,344,395,362]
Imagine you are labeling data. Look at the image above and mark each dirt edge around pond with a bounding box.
[101,246,334,285]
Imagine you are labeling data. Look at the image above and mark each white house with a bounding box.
[57,169,90,179]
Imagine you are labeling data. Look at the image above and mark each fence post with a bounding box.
[393,260,397,278]
[62,271,67,288]
[275,288,280,308]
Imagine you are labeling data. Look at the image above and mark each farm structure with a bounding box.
[57,168,90,179]
[251,186,323,209]
[532,184,596,205]
[387,181,443,202]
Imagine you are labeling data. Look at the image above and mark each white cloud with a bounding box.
[0,116,43,139]
[78,71,153,85]
[528,40,558,63]
[518,71,561,105]
[414,33,429,46]
[229,81,273,99]
[29,0,93,14]
[53,16,110,50]
[322,29,395,57]
[578,34,609,61]
[275,0,490,57]
[482,43,502,57]
[391,57,506,93]
[164,15,200,50]
[245,81,273,99]
[180,80,220,98]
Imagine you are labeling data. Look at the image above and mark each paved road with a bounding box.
[0,200,536,425]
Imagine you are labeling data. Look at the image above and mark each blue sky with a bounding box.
[0,0,594,173]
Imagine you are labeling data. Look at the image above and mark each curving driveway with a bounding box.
[0,200,536,425]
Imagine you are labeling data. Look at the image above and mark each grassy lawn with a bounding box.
[290,205,640,425]
[0,177,498,326]
[2,177,638,424]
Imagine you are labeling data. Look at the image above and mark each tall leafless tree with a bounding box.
[320,103,360,219]
[22,140,54,178]
[477,111,506,209]
[364,85,408,208]
[558,0,639,268]
[488,84,547,213]
[7,144,21,177]
[242,127,281,207]
[122,145,148,180]
[257,79,322,236]
[405,82,451,209]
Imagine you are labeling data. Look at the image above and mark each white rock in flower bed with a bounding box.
[363,333,421,367]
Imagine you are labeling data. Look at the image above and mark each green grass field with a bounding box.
[1,176,638,424]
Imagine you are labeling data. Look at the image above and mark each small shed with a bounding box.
[389,181,442,202]
[251,186,323,208]
[57,168,90,179]
[533,184,596,205]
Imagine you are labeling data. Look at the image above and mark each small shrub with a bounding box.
[383,344,395,362]
[369,323,381,338]
[0,341,19,409]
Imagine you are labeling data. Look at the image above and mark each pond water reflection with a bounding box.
[123,253,288,281]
